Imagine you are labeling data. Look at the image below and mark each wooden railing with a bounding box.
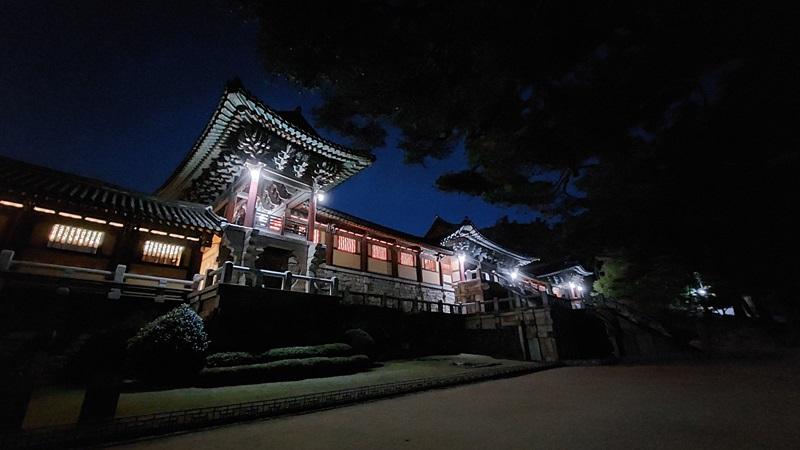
[0,250,340,302]
[202,261,338,296]
[0,249,199,303]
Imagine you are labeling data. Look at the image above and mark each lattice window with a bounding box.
[335,235,358,253]
[399,251,416,266]
[142,240,184,266]
[369,244,388,261]
[47,224,104,254]
[422,256,437,272]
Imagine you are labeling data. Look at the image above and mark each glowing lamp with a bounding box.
[316,192,326,202]
[248,165,262,181]
[697,288,707,297]
[510,269,519,280]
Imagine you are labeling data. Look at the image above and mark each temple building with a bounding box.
[0,82,589,311]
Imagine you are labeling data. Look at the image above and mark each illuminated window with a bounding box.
[399,251,416,267]
[313,228,320,243]
[47,224,104,254]
[335,235,358,253]
[369,244,388,261]
[422,256,437,272]
[142,241,184,266]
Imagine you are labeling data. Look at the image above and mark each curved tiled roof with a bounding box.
[157,80,374,201]
[0,156,223,232]
[441,221,538,266]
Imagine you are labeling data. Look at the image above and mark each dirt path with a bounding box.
[111,360,800,449]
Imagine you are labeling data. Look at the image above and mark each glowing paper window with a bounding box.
[335,235,358,253]
[422,256,437,272]
[47,224,104,254]
[369,244,388,261]
[313,228,320,243]
[399,251,416,267]
[142,241,184,266]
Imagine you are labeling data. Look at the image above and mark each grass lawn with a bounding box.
[22,354,535,429]
[115,354,534,417]
[23,386,85,429]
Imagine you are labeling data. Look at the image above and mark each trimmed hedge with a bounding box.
[261,343,353,362]
[205,352,260,368]
[198,354,371,387]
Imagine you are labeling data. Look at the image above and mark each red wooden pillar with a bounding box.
[415,250,423,283]
[243,163,262,228]
[224,192,237,223]
[325,225,334,265]
[390,245,398,277]
[2,202,34,252]
[360,235,368,272]
[307,191,317,241]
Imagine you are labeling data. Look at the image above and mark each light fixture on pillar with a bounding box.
[316,191,326,202]
[248,163,262,181]
[510,269,519,280]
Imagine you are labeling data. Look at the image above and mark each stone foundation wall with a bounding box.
[318,265,455,304]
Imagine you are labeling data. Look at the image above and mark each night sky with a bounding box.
[1,1,538,235]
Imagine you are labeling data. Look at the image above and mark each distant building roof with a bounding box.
[524,259,592,278]
[440,220,538,267]
[0,155,223,233]
[423,215,461,242]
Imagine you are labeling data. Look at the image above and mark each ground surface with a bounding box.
[111,359,800,449]
[23,354,531,428]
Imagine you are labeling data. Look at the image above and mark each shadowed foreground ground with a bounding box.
[111,359,800,449]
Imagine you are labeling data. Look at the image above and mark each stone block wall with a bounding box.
[318,265,455,304]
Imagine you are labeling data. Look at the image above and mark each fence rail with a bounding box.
[0,250,340,302]
[0,363,552,450]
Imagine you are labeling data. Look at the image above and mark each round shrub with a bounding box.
[344,329,376,359]
[126,304,209,384]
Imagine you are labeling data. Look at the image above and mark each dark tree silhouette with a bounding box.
[238,1,799,313]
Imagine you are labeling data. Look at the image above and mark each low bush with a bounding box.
[344,329,376,359]
[126,304,209,384]
[198,354,371,387]
[262,343,353,362]
[205,352,259,368]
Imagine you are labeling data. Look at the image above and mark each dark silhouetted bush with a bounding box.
[197,354,370,387]
[262,343,352,362]
[126,304,209,384]
[344,329,376,358]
